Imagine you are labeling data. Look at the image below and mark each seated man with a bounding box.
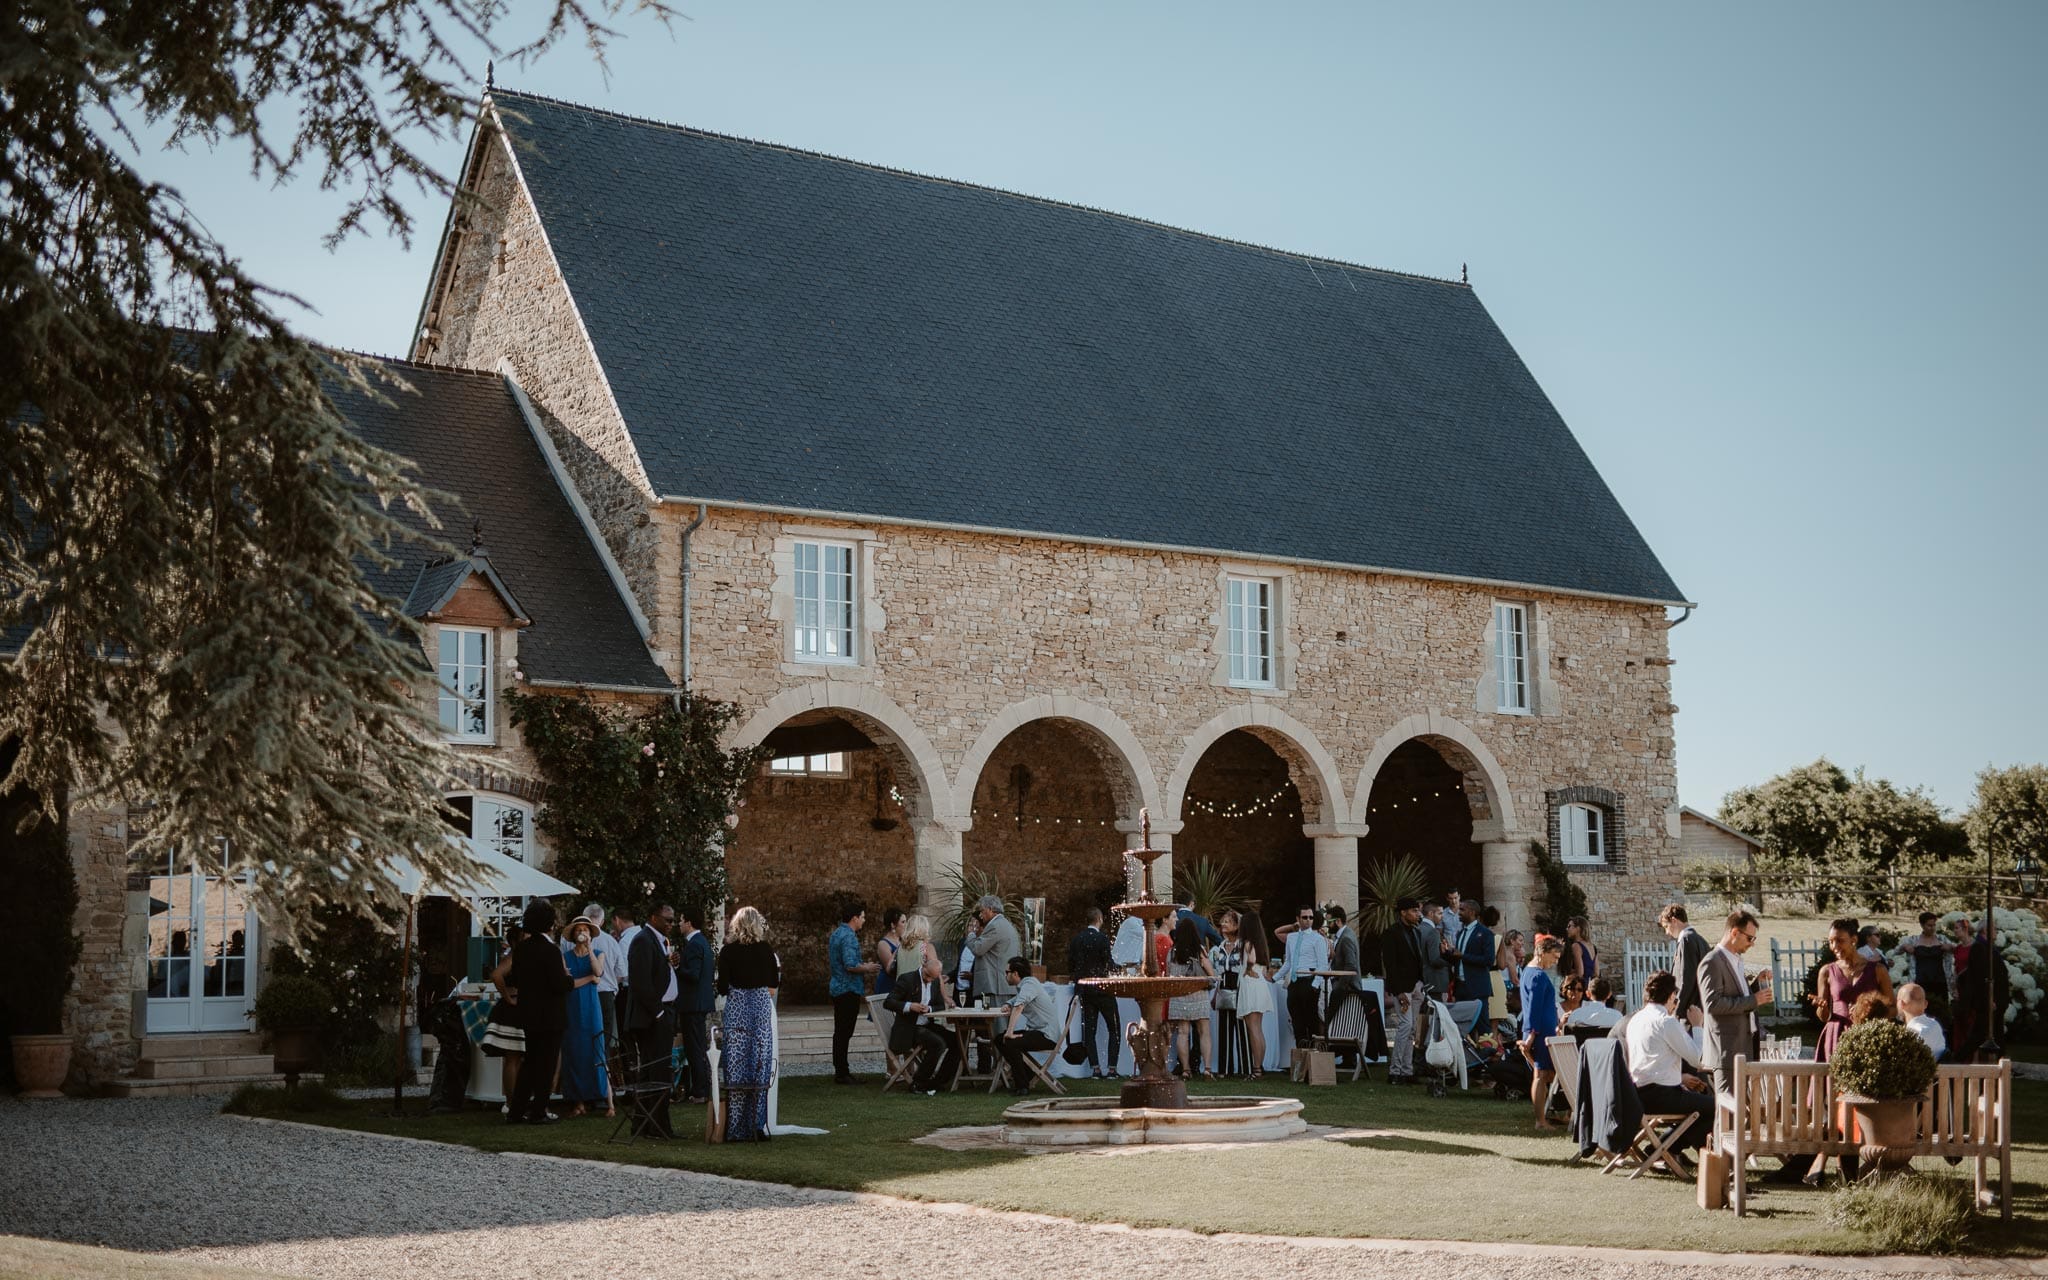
[1897,982,1947,1061]
[1622,970,1714,1152]
[997,955,1061,1096]
[884,948,960,1095]
[1565,977,1625,1031]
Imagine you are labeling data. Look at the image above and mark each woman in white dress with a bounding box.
[1204,905,1269,1073]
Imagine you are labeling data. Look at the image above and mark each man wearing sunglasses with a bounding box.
[1700,907,1774,1096]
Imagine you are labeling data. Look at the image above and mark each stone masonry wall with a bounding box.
[67,802,141,1085]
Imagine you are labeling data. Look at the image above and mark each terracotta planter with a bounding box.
[270,1027,319,1088]
[1841,1093,1921,1174]
[11,1033,73,1098]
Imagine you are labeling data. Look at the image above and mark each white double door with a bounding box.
[144,846,259,1034]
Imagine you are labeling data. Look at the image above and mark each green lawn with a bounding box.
[247,1075,2048,1256]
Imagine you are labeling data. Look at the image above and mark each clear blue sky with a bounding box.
[145,2,2046,816]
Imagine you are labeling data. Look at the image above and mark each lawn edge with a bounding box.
[226,1114,2042,1273]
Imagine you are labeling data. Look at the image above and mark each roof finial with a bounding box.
[485,60,495,91]
[1461,262,1469,285]
[468,517,487,556]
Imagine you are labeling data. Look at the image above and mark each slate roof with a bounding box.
[327,357,671,691]
[475,90,1685,606]
[400,552,529,624]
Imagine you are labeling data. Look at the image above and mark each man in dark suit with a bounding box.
[1380,899,1427,1084]
[1066,908,1119,1078]
[1700,907,1773,1095]
[884,949,958,1094]
[1453,898,1495,1004]
[1954,913,2011,1062]
[623,902,678,1137]
[1659,903,1713,1027]
[674,904,715,1104]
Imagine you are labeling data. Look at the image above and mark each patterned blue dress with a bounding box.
[722,987,775,1141]
[560,952,609,1105]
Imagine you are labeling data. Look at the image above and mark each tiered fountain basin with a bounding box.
[1001,1094,1307,1146]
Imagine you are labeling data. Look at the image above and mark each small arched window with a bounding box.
[1560,802,1607,865]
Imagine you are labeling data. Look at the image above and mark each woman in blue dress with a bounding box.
[718,906,781,1142]
[559,917,611,1118]
[1518,933,1564,1131]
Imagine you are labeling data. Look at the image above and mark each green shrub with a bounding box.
[1831,1017,1937,1100]
[1528,841,1588,938]
[319,1032,405,1087]
[1173,857,1250,920]
[1823,1173,1974,1254]
[0,746,80,1037]
[1358,854,1430,938]
[221,1081,347,1116]
[252,973,331,1033]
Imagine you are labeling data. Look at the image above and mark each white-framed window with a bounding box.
[793,540,857,663]
[768,752,850,777]
[1226,575,1275,687]
[444,793,534,940]
[1493,602,1529,713]
[1560,802,1606,864]
[437,626,493,741]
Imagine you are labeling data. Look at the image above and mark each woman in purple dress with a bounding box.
[1808,917,1896,1185]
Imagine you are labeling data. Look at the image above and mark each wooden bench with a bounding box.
[1712,1057,2012,1218]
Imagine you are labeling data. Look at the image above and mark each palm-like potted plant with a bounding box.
[252,973,330,1088]
[1,774,82,1098]
[1830,1018,1938,1173]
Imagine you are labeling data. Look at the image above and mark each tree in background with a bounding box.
[1965,764,2048,892]
[1,1,665,940]
[1721,759,1964,911]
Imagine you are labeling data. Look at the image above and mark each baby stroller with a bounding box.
[1470,1016,1532,1099]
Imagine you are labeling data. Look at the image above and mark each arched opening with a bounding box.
[960,719,1134,971]
[726,706,933,1001]
[1173,730,1315,920]
[1358,740,1483,905]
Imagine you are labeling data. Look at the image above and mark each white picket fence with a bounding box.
[1770,939,1829,1009]
[1621,939,1666,1010]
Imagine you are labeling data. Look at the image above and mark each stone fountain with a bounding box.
[1000,810,1305,1145]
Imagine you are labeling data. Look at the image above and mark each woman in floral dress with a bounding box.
[718,906,781,1142]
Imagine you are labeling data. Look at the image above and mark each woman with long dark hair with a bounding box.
[1563,917,1598,987]
[503,901,571,1125]
[1164,917,1215,1080]
[1235,908,1275,1078]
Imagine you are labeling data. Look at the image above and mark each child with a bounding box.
[1897,982,1947,1061]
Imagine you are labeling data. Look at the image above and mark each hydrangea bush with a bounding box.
[1884,906,2046,1038]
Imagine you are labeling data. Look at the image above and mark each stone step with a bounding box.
[139,1032,264,1060]
[135,1054,276,1080]
[105,1072,322,1099]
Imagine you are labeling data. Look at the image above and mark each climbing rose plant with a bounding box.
[505,690,768,918]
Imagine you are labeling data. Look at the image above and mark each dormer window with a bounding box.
[438,626,493,742]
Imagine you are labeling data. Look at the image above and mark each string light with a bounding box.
[1183,785,1296,819]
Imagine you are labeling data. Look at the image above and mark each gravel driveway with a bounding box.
[0,1097,2003,1279]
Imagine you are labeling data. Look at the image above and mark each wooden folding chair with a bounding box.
[1320,987,1374,1082]
[1602,1110,1699,1179]
[1545,1035,1582,1122]
[994,999,1071,1096]
[867,994,926,1093]
[606,1035,677,1144]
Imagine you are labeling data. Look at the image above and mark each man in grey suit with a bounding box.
[1660,903,1714,1027]
[965,895,1023,1073]
[1418,902,1454,1002]
[1699,906,1774,1095]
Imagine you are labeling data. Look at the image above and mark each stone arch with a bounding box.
[1166,705,1352,832]
[1352,712,1518,841]
[729,683,953,826]
[950,696,1160,823]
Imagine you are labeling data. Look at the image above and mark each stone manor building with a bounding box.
[408,90,1692,997]
[39,85,1694,1082]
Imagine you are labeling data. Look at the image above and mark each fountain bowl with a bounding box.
[1001,1094,1306,1146]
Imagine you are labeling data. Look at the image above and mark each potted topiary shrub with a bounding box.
[252,974,331,1088]
[1830,1018,1938,1173]
[0,766,82,1098]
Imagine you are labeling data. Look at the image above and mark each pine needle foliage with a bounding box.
[0,0,668,941]
[505,690,768,920]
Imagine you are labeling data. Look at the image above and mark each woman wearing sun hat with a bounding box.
[559,916,612,1118]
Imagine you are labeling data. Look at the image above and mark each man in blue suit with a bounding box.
[675,903,716,1104]
[1453,897,1495,1004]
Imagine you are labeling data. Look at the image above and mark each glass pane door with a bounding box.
[145,845,258,1034]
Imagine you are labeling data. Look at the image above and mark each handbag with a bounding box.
[1424,1004,1456,1070]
